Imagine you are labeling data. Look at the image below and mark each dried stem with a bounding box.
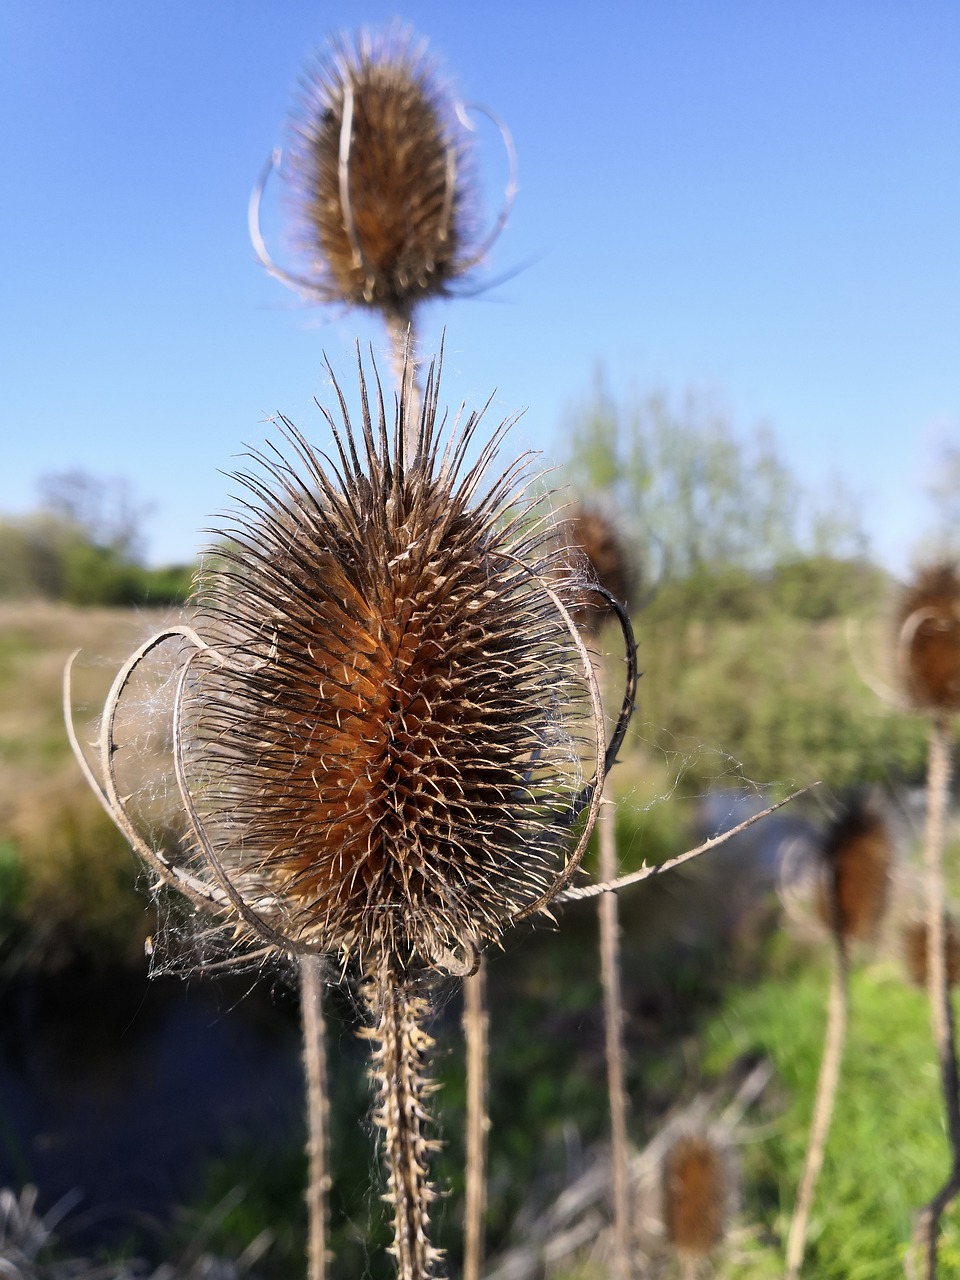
[559,787,816,904]
[912,715,960,1278]
[595,659,631,1280]
[384,307,421,454]
[301,955,331,1280]
[463,957,489,1280]
[784,939,848,1280]
[363,952,440,1280]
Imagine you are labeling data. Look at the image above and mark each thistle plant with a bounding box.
[66,352,636,1280]
[896,563,960,1277]
[785,792,892,1280]
[250,28,514,403]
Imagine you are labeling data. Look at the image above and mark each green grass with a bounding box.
[702,946,960,1277]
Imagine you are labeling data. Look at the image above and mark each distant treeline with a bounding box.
[0,471,194,606]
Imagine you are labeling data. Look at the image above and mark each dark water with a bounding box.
[0,964,304,1252]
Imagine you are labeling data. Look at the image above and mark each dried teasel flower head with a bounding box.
[895,562,960,714]
[555,503,634,638]
[69,349,633,978]
[259,27,510,329]
[903,915,960,989]
[661,1130,734,1261]
[815,792,892,946]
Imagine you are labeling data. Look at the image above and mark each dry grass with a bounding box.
[0,601,180,964]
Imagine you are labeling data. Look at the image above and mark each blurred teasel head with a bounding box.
[251,29,513,339]
[68,348,634,977]
[903,914,960,989]
[661,1130,734,1262]
[815,792,892,947]
[895,562,960,715]
[555,503,634,638]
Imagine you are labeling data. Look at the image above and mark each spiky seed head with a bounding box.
[903,916,960,989]
[662,1131,731,1258]
[182,354,591,971]
[288,29,475,316]
[556,504,633,637]
[896,562,960,713]
[815,794,892,944]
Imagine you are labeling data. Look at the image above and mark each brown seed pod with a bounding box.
[815,794,892,945]
[162,352,612,973]
[895,562,960,713]
[556,504,633,638]
[662,1131,731,1259]
[286,29,478,319]
[903,916,960,989]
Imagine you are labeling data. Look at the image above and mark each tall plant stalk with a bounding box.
[598,782,631,1280]
[363,954,440,1280]
[784,941,848,1280]
[300,955,331,1280]
[913,715,960,1278]
[463,958,489,1280]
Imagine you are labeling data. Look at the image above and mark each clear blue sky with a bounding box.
[3,2,959,572]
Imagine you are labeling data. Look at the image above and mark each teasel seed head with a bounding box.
[285,29,479,321]
[895,562,960,714]
[175,350,600,974]
[903,915,960,989]
[819,788,896,952]
[815,793,892,946]
[661,1130,733,1260]
[556,503,634,638]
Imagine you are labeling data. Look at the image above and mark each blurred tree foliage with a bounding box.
[564,369,871,610]
[0,470,194,606]
[563,374,927,788]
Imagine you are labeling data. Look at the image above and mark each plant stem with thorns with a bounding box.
[301,955,331,1280]
[363,954,441,1280]
[913,715,960,1278]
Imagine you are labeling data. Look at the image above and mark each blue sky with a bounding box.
[3,2,958,572]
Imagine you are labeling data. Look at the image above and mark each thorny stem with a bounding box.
[363,952,440,1280]
[301,955,331,1280]
[913,715,960,1279]
[784,939,848,1280]
[463,957,489,1280]
[559,787,816,904]
[598,792,631,1280]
